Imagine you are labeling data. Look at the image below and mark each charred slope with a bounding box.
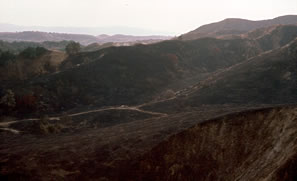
[249,25,297,51]
[187,38,297,105]
[142,38,297,113]
[123,106,297,181]
[3,26,297,116]
[15,38,261,113]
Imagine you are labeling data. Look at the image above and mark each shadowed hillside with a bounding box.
[9,38,262,115]
[2,25,297,116]
[250,25,297,51]
[141,37,297,113]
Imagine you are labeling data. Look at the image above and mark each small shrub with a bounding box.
[37,115,64,135]
[65,41,81,55]
[0,89,16,108]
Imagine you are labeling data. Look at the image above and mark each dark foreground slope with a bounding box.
[123,106,297,181]
[1,106,296,180]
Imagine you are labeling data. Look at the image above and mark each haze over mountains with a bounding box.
[0,23,172,36]
[0,31,171,45]
[1,15,297,180]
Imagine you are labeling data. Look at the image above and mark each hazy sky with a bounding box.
[0,0,296,35]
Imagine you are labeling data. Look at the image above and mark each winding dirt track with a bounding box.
[0,106,168,133]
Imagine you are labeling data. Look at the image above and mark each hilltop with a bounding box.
[180,15,297,40]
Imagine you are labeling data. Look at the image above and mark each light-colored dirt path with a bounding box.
[0,106,168,133]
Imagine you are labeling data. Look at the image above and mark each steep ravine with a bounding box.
[120,106,297,181]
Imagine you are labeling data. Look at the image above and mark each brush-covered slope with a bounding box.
[180,15,297,40]
[123,106,297,181]
[0,40,71,53]
[0,49,66,81]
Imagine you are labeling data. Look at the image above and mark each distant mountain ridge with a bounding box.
[0,31,171,45]
[180,15,297,40]
[0,23,172,36]
[96,34,172,43]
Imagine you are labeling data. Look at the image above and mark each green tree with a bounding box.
[0,50,16,66]
[19,47,48,59]
[65,41,81,55]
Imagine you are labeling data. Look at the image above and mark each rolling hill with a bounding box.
[141,37,297,113]
[180,15,297,40]
[6,24,294,116]
[11,37,263,114]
